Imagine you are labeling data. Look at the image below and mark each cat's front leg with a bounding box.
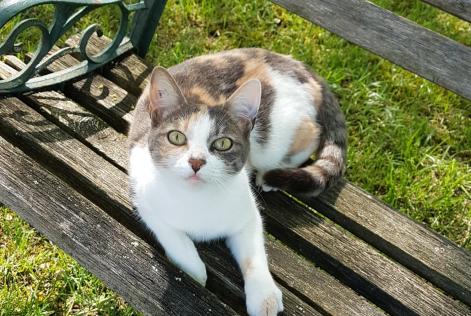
[150,221,207,286]
[226,212,283,316]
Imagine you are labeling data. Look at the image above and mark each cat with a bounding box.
[128,48,346,316]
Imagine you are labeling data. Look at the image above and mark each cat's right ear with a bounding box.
[226,79,261,130]
[148,66,186,122]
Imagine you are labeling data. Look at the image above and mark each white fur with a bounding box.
[129,114,282,316]
[250,67,318,184]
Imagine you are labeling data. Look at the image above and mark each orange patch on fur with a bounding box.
[189,86,224,106]
[305,78,323,110]
[236,62,270,87]
[242,259,256,278]
[288,118,321,156]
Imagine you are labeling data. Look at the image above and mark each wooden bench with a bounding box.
[1,0,470,315]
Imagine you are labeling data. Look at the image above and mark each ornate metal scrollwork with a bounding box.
[0,0,166,94]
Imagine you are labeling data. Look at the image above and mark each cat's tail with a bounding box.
[263,79,347,197]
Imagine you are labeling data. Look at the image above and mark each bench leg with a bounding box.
[226,214,283,316]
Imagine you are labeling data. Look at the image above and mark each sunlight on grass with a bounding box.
[0,207,140,315]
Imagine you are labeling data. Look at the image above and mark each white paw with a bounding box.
[168,255,207,286]
[261,183,278,192]
[255,171,266,187]
[187,264,207,286]
[245,275,283,316]
[256,171,279,192]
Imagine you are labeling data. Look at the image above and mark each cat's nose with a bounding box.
[189,158,206,173]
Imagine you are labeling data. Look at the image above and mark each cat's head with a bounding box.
[146,67,261,185]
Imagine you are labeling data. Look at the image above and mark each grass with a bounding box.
[1,0,470,314]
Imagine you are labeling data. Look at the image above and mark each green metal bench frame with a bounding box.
[0,0,166,94]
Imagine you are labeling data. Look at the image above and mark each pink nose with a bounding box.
[189,158,206,173]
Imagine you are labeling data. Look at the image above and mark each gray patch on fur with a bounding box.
[264,52,310,84]
[170,56,246,99]
[208,107,251,174]
[253,80,274,144]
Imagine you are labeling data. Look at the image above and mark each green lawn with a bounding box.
[1,0,470,314]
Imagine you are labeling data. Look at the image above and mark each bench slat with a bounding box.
[0,61,128,169]
[74,38,471,307]
[261,193,471,315]
[0,94,327,316]
[271,0,471,100]
[0,136,237,316]
[5,50,135,134]
[307,180,471,306]
[421,0,471,22]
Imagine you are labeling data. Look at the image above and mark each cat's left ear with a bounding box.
[226,79,261,128]
[148,66,186,122]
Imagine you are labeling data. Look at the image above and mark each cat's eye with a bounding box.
[212,137,233,151]
[167,130,187,146]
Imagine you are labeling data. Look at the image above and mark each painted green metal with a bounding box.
[0,0,166,94]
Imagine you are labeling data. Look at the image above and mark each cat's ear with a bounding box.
[226,79,261,125]
[148,66,186,120]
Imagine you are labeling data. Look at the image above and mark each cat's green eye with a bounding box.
[167,130,187,146]
[212,137,233,151]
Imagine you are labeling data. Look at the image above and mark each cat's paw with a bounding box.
[186,261,207,286]
[245,275,283,316]
[169,256,207,286]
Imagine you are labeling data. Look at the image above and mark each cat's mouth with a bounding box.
[187,174,205,184]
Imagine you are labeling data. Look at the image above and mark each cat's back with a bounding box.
[168,48,321,106]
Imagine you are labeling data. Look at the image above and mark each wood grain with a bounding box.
[421,0,471,22]
[65,35,151,96]
[270,0,471,100]
[307,179,471,306]
[0,136,237,316]
[260,192,471,315]
[0,61,128,169]
[6,51,135,134]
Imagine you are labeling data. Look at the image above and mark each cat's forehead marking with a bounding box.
[188,86,224,106]
[186,109,212,147]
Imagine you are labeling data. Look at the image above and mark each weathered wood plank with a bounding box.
[0,96,325,315]
[421,0,471,22]
[260,193,471,315]
[82,39,471,308]
[0,62,128,169]
[5,53,135,134]
[307,179,471,306]
[0,136,237,316]
[46,51,135,133]
[66,35,151,96]
[270,0,471,100]
[0,97,137,232]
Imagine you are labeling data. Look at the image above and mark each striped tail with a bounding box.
[263,80,347,197]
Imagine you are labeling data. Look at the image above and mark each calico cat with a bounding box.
[128,48,346,316]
